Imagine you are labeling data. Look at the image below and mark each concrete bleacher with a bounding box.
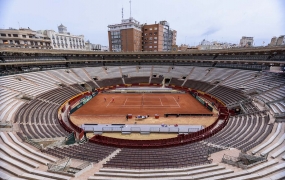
[0,90,24,122]
[120,66,138,75]
[206,113,272,151]
[0,158,70,180]
[204,160,279,180]
[83,67,106,78]
[222,70,257,89]
[0,132,71,180]
[48,69,83,85]
[90,161,285,180]
[264,171,285,180]
[229,162,285,180]
[271,146,285,159]
[8,132,56,162]
[1,65,285,179]
[0,144,40,168]
[71,68,93,82]
[261,132,285,156]
[0,170,26,180]
[168,66,193,79]
[252,123,282,154]
[103,67,122,78]
[0,132,50,165]
[90,163,233,179]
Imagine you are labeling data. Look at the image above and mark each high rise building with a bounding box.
[141,23,163,52]
[108,18,177,52]
[108,17,142,52]
[141,21,177,52]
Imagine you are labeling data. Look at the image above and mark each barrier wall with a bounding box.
[58,91,98,140]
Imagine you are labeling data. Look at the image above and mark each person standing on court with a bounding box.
[104,97,106,102]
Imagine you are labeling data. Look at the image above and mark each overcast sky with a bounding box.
[0,0,284,46]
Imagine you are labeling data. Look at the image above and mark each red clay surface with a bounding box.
[71,93,212,117]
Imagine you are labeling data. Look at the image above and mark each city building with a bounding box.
[240,36,254,47]
[141,23,163,52]
[43,24,85,51]
[0,27,51,49]
[276,35,285,46]
[141,21,177,52]
[85,40,102,51]
[269,35,285,46]
[269,36,277,46]
[108,17,142,52]
[101,46,109,52]
[197,39,237,50]
[178,44,190,51]
[108,18,177,52]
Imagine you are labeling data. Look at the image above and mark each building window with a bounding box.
[154,32,157,35]
[154,27,157,30]
[154,37,157,40]
[144,29,148,31]
[13,34,18,37]
[149,37,153,40]
[149,46,152,48]
[8,34,11,37]
[154,41,157,43]
[0,34,6,37]
[22,35,26,38]
[154,46,157,48]
[149,28,152,30]
[149,33,152,36]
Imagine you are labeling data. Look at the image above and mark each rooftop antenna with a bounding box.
[129,0,132,18]
[122,6,124,19]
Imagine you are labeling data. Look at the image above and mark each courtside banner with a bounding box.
[70,92,98,114]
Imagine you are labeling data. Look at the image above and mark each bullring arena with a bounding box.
[0,47,285,180]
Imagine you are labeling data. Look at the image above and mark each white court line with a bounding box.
[142,94,144,106]
[125,101,162,102]
[118,107,181,108]
[119,105,179,107]
[123,98,128,106]
[172,97,181,108]
[106,97,114,107]
[159,98,163,106]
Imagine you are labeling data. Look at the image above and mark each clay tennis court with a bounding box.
[72,93,212,116]
[71,93,215,127]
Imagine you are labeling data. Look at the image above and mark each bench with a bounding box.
[0,132,49,165]
[8,132,56,162]
[252,123,281,154]
[0,144,39,168]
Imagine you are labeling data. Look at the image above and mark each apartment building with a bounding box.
[44,24,85,50]
[141,21,177,52]
[108,17,142,52]
[0,28,51,49]
[108,19,177,52]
